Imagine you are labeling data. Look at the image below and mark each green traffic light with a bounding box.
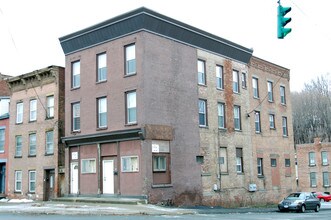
[277,4,292,39]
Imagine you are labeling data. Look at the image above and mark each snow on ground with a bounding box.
[8,199,33,203]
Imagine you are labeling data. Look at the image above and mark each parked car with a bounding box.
[278,192,321,213]
[313,192,331,202]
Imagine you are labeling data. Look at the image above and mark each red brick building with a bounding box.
[6,66,65,200]
[296,138,331,192]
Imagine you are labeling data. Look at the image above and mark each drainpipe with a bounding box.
[97,143,101,196]
[117,141,120,195]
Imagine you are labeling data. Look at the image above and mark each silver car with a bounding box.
[278,192,321,213]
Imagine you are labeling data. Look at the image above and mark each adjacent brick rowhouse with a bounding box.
[296,138,331,192]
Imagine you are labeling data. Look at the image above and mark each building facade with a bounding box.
[59,7,295,206]
[6,66,65,201]
[296,138,331,192]
[0,73,11,197]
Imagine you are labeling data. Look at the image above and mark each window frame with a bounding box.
[257,158,263,176]
[29,133,37,156]
[45,130,54,155]
[126,91,137,124]
[15,135,22,157]
[153,155,167,172]
[28,170,36,193]
[241,72,247,89]
[252,77,259,98]
[269,114,275,129]
[15,170,22,192]
[234,105,241,131]
[125,44,136,75]
[285,158,291,167]
[97,97,107,128]
[216,65,223,89]
[81,158,96,174]
[310,172,317,187]
[71,60,81,89]
[323,172,330,187]
[271,158,277,167]
[217,102,225,129]
[267,81,274,102]
[321,151,328,166]
[254,111,261,133]
[197,60,206,85]
[282,116,288,136]
[16,102,23,124]
[233,70,239,93]
[29,99,37,122]
[121,156,139,172]
[198,99,207,127]
[0,127,5,153]
[236,148,243,173]
[309,152,316,166]
[72,102,81,132]
[46,95,54,119]
[280,86,286,105]
[97,52,107,82]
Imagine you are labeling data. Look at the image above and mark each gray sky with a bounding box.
[1,0,330,91]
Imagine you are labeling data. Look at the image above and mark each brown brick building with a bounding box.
[0,73,11,197]
[6,66,65,200]
[296,138,331,192]
[59,7,295,206]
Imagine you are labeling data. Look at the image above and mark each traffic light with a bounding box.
[277,3,292,39]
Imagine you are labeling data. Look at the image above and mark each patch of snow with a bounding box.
[8,199,33,203]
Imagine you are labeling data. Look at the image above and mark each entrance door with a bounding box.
[0,164,5,194]
[70,162,79,194]
[102,160,114,194]
[44,169,55,201]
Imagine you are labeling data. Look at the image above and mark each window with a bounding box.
[72,61,80,88]
[269,114,275,129]
[217,103,225,128]
[219,147,228,173]
[199,99,207,126]
[197,60,206,85]
[153,156,166,172]
[216,65,223,89]
[16,102,23,124]
[257,158,263,176]
[15,170,22,192]
[15,135,22,157]
[321,151,328,165]
[242,72,247,89]
[121,156,139,172]
[46,95,54,118]
[310,172,317,187]
[309,152,316,166]
[234,105,241,130]
[267,81,273,102]
[236,148,243,173]
[46,130,54,155]
[97,53,107,82]
[29,133,36,156]
[271,158,277,167]
[255,111,261,133]
[125,44,136,75]
[280,86,286,104]
[252,77,259,98]
[72,103,80,131]
[29,170,36,192]
[0,98,9,117]
[126,91,137,124]
[233,70,239,93]
[0,128,5,153]
[81,159,96,173]
[97,97,107,128]
[285,159,291,167]
[29,99,37,121]
[282,117,288,136]
[323,172,330,187]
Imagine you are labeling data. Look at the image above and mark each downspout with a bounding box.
[97,143,101,196]
[117,141,120,195]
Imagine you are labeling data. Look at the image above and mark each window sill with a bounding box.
[14,191,22,194]
[71,130,81,134]
[198,83,207,87]
[270,128,276,130]
[96,80,107,84]
[218,128,227,132]
[233,91,240,95]
[309,164,316,167]
[28,155,36,158]
[152,184,173,188]
[216,87,224,91]
[45,153,54,156]
[29,120,37,123]
[255,131,262,134]
[281,103,287,106]
[45,117,54,120]
[199,125,209,129]
[96,127,108,131]
[282,135,288,138]
[15,122,23,125]
[322,163,329,166]
[153,170,166,173]
[71,87,80,91]
[14,156,22,158]
[257,175,265,179]
[268,100,274,103]
[234,129,242,132]
[253,97,260,100]
[124,72,137,78]
[220,172,229,175]
[236,172,244,175]
[125,123,138,127]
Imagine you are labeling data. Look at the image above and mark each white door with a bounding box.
[103,160,114,194]
[70,162,78,194]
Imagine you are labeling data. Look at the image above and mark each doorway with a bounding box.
[102,160,114,194]
[70,162,79,194]
[44,169,55,201]
[0,163,5,194]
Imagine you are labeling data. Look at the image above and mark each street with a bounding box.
[1,209,331,220]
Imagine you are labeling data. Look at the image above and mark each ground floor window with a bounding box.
[121,156,139,172]
[29,170,36,193]
[153,156,166,172]
[15,170,22,192]
[81,159,96,173]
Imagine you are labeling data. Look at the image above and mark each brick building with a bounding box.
[0,73,11,197]
[59,7,295,206]
[296,138,331,192]
[6,66,65,200]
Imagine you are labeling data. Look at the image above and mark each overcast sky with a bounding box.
[1,0,330,91]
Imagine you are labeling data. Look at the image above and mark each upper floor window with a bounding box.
[46,130,54,155]
[242,72,247,89]
[257,158,263,176]
[271,158,277,167]
[29,133,36,156]
[16,102,23,124]
[0,98,10,117]
[29,99,37,122]
[198,60,206,85]
[15,135,22,157]
[236,148,243,173]
[285,159,291,167]
[199,99,207,127]
[0,128,5,153]
[269,114,275,129]
[72,103,80,131]
[234,105,241,131]
[267,81,274,102]
[97,97,107,128]
[72,61,80,89]
[233,70,239,93]
[216,65,223,89]
[282,116,288,136]
[280,86,286,105]
[252,77,259,98]
[126,91,137,124]
[255,111,261,133]
[322,151,328,165]
[97,53,107,82]
[309,152,316,166]
[46,95,54,119]
[125,44,136,75]
[217,102,225,129]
